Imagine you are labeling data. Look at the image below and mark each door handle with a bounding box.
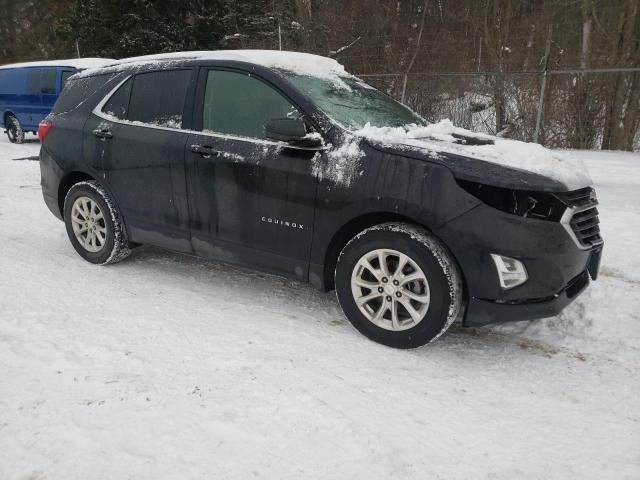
[190,144,220,158]
[92,127,113,139]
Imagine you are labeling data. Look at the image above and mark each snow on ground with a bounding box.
[0,135,638,479]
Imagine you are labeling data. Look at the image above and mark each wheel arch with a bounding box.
[3,111,15,124]
[3,111,18,129]
[320,211,466,296]
[57,171,96,217]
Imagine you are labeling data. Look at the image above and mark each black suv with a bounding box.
[39,50,603,348]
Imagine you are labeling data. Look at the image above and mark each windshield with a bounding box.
[285,73,426,130]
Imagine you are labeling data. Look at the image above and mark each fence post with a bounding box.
[534,25,553,144]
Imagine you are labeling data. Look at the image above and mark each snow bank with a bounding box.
[0,58,115,70]
[356,120,593,190]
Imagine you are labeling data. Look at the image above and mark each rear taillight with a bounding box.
[37,120,52,142]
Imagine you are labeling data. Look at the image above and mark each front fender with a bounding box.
[309,144,479,288]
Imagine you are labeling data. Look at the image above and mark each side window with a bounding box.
[102,77,132,120]
[61,70,74,88]
[202,70,301,139]
[27,69,41,95]
[41,69,57,94]
[127,69,191,128]
[52,73,115,114]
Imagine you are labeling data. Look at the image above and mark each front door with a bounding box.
[186,68,319,280]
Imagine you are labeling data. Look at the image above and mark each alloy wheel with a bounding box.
[71,196,107,253]
[350,248,430,331]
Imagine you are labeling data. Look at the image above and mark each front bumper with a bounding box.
[436,203,603,327]
[465,270,591,326]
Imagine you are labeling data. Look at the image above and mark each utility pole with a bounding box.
[278,22,282,50]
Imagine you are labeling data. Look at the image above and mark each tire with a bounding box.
[335,222,463,349]
[63,181,131,265]
[6,115,25,144]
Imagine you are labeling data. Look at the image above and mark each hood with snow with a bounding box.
[354,120,592,192]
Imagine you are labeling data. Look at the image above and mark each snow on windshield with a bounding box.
[286,74,425,129]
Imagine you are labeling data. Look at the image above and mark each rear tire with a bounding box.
[335,222,463,349]
[63,181,131,265]
[6,115,25,144]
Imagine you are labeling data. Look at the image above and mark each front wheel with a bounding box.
[63,181,131,265]
[335,223,463,349]
[6,115,25,144]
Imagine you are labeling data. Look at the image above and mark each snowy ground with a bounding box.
[0,134,638,479]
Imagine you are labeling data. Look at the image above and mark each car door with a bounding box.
[185,67,319,280]
[83,68,195,251]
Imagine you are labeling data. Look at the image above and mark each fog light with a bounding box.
[490,254,528,289]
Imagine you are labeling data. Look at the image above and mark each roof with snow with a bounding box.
[0,58,115,70]
[75,50,349,80]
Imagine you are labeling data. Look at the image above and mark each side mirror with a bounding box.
[264,118,324,150]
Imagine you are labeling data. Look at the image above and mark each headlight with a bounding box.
[457,179,565,221]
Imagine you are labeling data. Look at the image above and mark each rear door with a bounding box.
[185,67,319,280]
[83,68,196,251]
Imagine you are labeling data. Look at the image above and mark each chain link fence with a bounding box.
[358,69,640,151]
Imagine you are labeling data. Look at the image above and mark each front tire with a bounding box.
[335,222,463,349]
[6,115,25,144]
[63,181,131,265]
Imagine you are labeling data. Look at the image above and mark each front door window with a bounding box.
[202,70,301,139]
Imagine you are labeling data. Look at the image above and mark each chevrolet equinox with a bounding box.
[39,50,603,348]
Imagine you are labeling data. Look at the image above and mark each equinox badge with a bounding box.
[261,216,305,230]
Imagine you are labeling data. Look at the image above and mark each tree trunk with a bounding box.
[574,0,593,148]
[602,0,639,150]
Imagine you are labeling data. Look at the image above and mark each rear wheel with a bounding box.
[335,222,463,348]
[6,115,25,144]
[64,181,131,265]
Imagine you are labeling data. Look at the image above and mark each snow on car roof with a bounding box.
[77,50,350,80]
[0,58,115,70]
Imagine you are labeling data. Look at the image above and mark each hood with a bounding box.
[355,120,593,192]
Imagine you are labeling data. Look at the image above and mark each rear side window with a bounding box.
[102,77,132,120]
[41,69,57,94]
[202,70,300,139]
[61,71,74,87]
[51,73,115,114]
[27,69,40,95]
[126,70,191,128]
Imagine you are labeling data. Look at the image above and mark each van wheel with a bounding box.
[6,115,25,144]
[63,181,131,265]
[335,222,463,349]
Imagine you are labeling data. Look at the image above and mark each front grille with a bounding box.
[557,187,603,249]
[570,207,602,246]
